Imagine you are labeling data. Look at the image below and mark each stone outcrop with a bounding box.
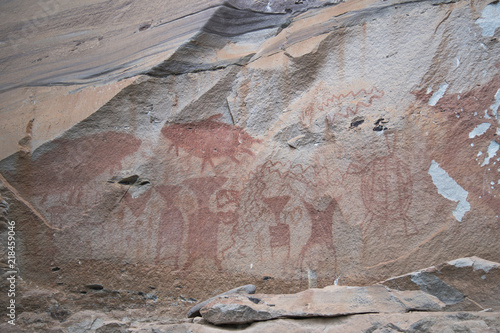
[0,258,498,331]
[380,256,500,312]
[3,308,499,332]
[176,313,500,332]
[198,285,445,325]
[187,284,257,318]
[0,0,337,159]
[0,0,500,329]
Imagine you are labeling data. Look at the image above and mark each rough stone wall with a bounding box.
[0,0,499,301]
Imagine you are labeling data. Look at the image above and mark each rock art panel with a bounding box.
[299,198,338,275]
[233,160,340,284]
[300,83,385,129]
[346,134,416,236]
[2,0,500,310]
[181,176,233,271]
[4,131,142,230]
[155,185,184,268]
[161,114,261,171]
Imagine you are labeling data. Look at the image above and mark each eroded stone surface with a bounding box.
[0,0,339,159]
[199,285,445,325]
[2,310,499,333]
[0,0,499,319]
[0,259,497,331]
[380,257,500,312]
[187,284,257,318]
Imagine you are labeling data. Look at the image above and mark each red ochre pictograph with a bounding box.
[298,198,338,271]
[155,185,184,268]
[22,131,142,205]
[181,176,233,271]
[346,135,416,236]
[161,114,261,171]
[301,86,385,126]
[238,160,336,271]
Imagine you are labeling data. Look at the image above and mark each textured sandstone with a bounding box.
[0,0,499,325]
[0,79,136,160]
[0,258,498,331]
[173,313,500,332]
[199,285,445,325]
[2,309,499,332]
[380,256,500,311]
[0,0,339,159]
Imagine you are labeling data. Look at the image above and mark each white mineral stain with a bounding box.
[428,82,449,106]
[428,160,470,222]
[482,140,500,166]
[478,151,483,157]
[449,257,474,268]
[448,257,499,272]
[266,1,272,11]
[491,88,500,118]
[476,2,500,37]
[469,123,491,138]
[334,276,340,286]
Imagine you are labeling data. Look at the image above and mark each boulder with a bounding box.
[187,284,257,318]
[380,256,500,312]
[199,285,445,325]
[190,313,500,332]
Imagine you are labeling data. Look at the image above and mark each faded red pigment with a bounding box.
[161,114,261,171]
[17,131,142,204]
[301,86,385,126]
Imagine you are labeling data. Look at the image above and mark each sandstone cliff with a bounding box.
[0,0,499,330]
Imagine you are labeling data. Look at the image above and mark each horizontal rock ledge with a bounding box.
[199,285,445,325]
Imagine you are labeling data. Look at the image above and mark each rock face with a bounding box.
[0,0,337,159]
[1,0,500,319]
[0,258,499,331]
[176,313,500,332]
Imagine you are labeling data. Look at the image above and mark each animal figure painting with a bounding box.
[161,114,261,171]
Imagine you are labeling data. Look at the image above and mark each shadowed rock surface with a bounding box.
[0,258,498,331]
